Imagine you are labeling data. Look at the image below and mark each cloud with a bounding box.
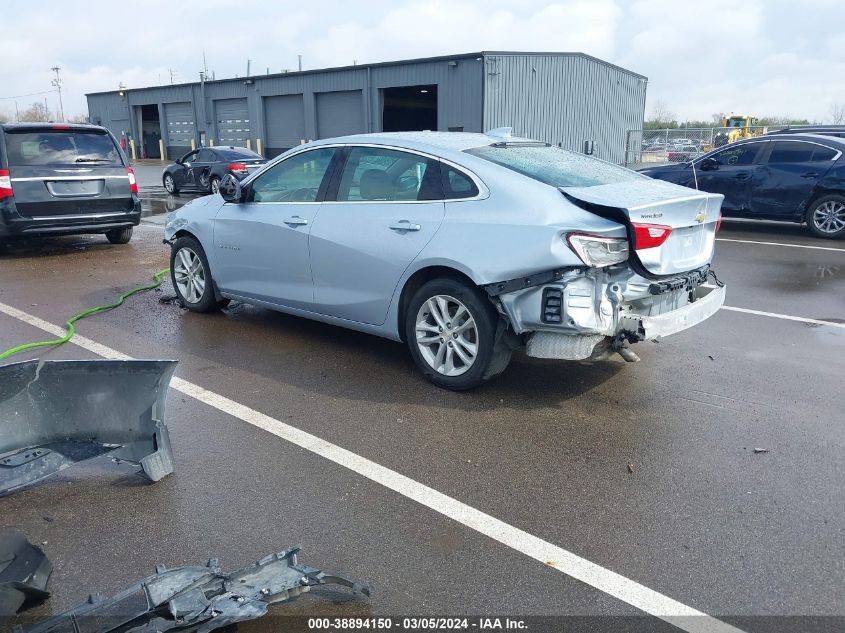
[0,0,841,123]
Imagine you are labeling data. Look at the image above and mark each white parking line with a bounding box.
[721,305,845,329]
[717,238,845,252]
[0,300,742,633]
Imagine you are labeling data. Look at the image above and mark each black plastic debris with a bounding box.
[23,547,368,633]
[0,360,177,495]
[0,528,52,616]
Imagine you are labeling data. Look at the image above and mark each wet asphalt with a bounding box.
[0,187,843,632]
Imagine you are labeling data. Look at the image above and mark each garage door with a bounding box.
[264,94,306,157]
[164,102,195,158]
[215,98,250,147]
[315,90,364,139]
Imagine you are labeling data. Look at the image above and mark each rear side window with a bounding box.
[767,141,816,164]
[465,144,646,188]
[442,165,478,199]
[811,146,838,161]
[216,147,262,160]
[4,129,122,166]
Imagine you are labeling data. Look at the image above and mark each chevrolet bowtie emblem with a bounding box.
[694,212,706,223]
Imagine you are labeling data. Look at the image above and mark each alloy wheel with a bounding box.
[164,175,175,193]
[415,295,478,376]
[173,247,206,304]
[812,200,845,234]
[211,178,220,194]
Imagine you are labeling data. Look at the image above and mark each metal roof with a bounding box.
[86,51,646,97]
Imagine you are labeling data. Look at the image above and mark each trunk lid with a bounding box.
[561,179,723,277]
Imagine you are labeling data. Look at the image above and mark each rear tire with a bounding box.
[806,194,845,239]
[163,173,179,194]
[106,227,133,244]
[404,278,511,390]
[170,236,228,312]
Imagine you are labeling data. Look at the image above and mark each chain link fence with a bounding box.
[623,126,786,168]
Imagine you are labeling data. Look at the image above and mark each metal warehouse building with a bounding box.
[86,51,647,164]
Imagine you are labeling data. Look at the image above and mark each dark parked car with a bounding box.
[639,134,845,239]
[0,123,139,247]
[163,146,266,195]
[767,126,845,139]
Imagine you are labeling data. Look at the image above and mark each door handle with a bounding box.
[733,172,750,180]
[389,220,421,232]
[800,172,819,178]
[283,216,308,227]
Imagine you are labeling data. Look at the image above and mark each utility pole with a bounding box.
[14,101,19,122]
[51,66,64,122]
[168,68,175,84]
[298,55,302,72]
[246,59,251,77]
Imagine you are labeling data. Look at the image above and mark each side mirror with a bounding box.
[175,159,182,165]
[218,173,242,202]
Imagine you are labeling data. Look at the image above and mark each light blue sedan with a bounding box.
[164,130,725,390]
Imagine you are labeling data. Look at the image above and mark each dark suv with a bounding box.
[0,123,140,246]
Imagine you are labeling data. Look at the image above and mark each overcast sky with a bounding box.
[1,0,842,123]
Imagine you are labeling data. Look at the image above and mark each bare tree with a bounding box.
[830,102,845,125]
[0,109,10,124]
[67,113,89,123]
[18,102,51,122]
[648,99,676,124]
[711,112,726,125]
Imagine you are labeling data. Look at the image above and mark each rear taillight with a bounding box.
[715,212,723,233]
[631,222,672,250]
[0,169,12,200]
[566,233,629,267]
[127,167,138,194]
[228,163,248,172]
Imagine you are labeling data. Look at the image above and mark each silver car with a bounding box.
[164,130,726,390]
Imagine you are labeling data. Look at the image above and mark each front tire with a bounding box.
[163,173,179,194]
[404,278,512,390]
[210,177,221,195]
[170,236,228,312]
[106,227,133,244]
[806,194,845,239]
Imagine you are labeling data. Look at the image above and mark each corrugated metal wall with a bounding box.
[482,53,647,163]
[86,53,645,163]
[315,90,365,138]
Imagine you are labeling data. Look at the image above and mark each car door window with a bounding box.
[248,148,336,203]
[767,142,817,164]
[196,149,213,162]
[336,147,442,202]
[182,150,199,165]
[710,144,760,166]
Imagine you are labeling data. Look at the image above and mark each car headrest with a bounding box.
[359,169,393,200]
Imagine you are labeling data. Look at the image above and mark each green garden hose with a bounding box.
[0,267,170,361]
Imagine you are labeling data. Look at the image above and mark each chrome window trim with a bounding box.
[695,137,843,165]
[247,142,490,204]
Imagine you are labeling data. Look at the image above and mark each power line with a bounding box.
[0,89,57,100]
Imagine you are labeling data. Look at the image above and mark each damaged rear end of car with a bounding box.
[466,142,726,363]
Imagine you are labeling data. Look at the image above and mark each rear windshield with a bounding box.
[4,129,122,167]
[215,147,261,160]
[465,144,646,188]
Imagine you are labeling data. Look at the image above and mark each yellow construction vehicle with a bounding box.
[713,114,763,147]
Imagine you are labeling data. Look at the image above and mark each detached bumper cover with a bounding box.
[622,284,726,339]
[23,547,369,633]
[0,359,177,495]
